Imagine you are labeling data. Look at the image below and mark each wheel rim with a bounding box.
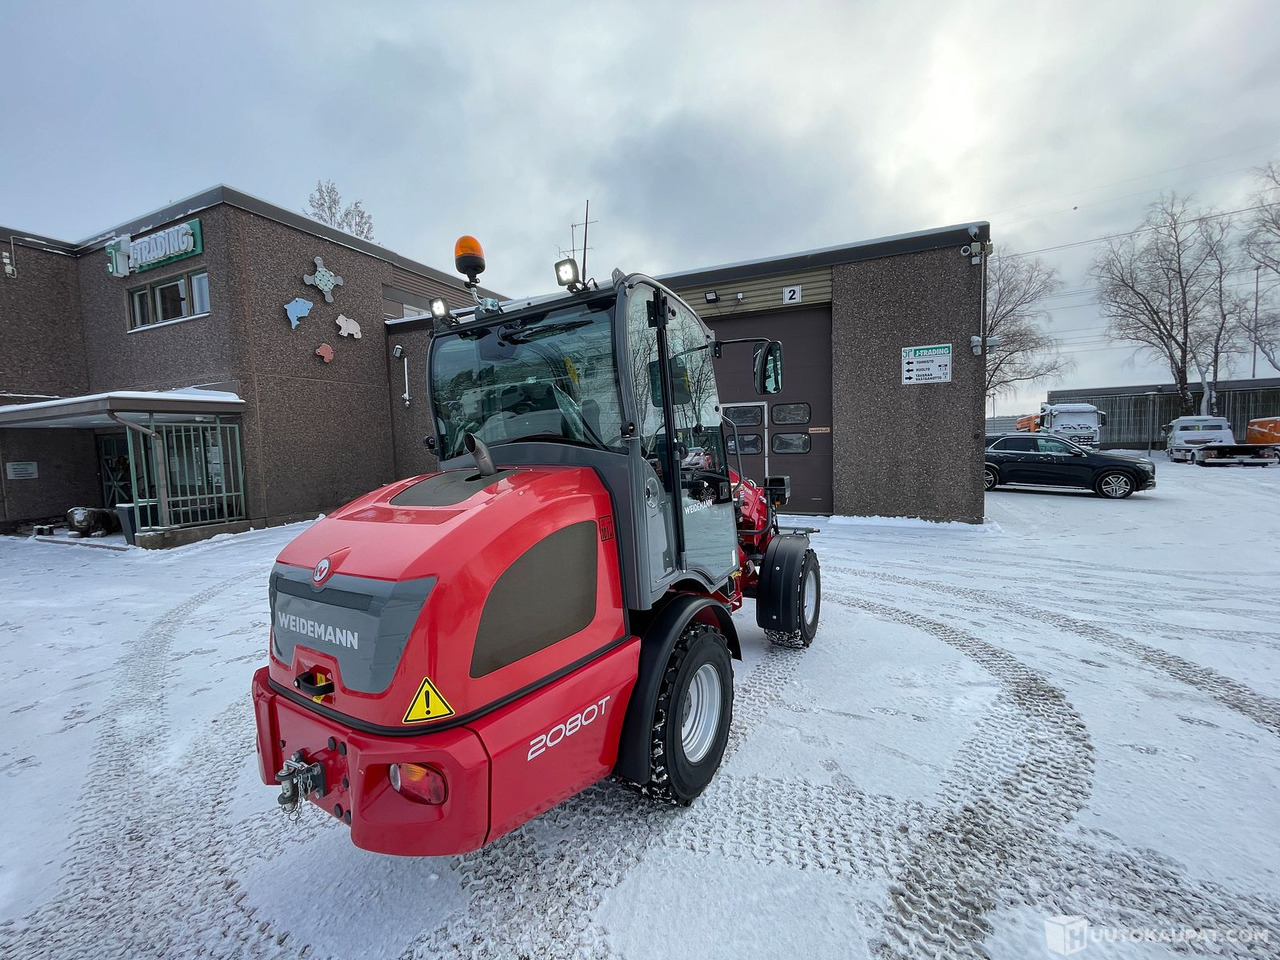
[803,567,818,623]
[1101,474,1131,497]
[681,663,722,764]
[984,469,996,490]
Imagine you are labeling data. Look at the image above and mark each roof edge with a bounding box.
[658,221,991,287]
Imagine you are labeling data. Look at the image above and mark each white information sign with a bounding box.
[5,461,38,479]
[782,284,802,305]
[901,343,952,384]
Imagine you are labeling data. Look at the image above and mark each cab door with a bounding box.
[622,284,737,595]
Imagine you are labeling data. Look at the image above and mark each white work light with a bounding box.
[555,258,580,288]
[429,298,449,320]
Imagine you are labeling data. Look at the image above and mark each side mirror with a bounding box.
[753,341,783,395]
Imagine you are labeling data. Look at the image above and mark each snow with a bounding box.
[2,460,1278,958]
[0,385,243,414]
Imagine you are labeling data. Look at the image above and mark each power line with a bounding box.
[984,141,1280,220]
[996,202,1278,260]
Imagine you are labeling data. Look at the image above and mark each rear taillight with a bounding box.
[389,763,447,805]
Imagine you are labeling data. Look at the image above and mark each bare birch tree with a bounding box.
[984,250,1072,400]
[1092,194,1221,414]
[306,180,376,240]
[1242,162,1280,371]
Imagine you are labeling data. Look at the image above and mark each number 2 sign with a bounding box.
[782,284,802,304]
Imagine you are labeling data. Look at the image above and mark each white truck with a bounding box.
[1163,416,1279,466]
[1019,402,1107,447]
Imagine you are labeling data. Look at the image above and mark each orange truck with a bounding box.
[1246,417,1280,445]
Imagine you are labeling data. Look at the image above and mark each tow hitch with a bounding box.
[275,750,327,811]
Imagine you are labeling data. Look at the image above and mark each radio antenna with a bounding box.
[570,201,597,281]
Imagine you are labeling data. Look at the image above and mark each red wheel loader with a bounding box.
[251,238,821,855]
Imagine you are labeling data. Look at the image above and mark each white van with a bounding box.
[1164,416,1234,462]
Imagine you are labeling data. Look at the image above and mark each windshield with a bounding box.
[429,299,625,458]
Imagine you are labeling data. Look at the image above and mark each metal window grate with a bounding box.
[125,419,246,531]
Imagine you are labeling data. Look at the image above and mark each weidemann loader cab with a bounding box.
[251,238,822,855]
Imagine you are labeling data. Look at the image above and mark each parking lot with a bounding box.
[2,459,1277,959]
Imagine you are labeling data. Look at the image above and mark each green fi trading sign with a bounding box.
[105,219,203,278]
[901,343,952,384]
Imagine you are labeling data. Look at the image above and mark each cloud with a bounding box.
[2,0,1278,411]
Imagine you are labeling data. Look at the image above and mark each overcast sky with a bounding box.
[3,1,1278,413]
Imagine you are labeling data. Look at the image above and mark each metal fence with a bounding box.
[1047,385,1280,448]
[125,420,246,531]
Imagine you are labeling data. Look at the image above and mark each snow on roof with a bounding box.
[1044,403,1099,413]
[0,386,243,415]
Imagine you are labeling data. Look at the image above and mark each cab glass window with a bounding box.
[430,298,625,458]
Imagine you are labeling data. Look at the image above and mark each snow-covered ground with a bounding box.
[2,460,1278,959]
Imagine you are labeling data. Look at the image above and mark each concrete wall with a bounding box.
[385,325,440,481]
[76,205,246,393]
[230,209,400,523]
[0,243,89,397]
[0,430,101,527]
[831,249,986,523]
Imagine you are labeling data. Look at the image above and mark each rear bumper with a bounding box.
[251,667,490,856]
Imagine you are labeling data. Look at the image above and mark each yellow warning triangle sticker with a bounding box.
[402,676,455,724]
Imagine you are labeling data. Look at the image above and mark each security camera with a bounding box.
[392,344,404,359]
[961,245,973,256]
[967,224,981,240]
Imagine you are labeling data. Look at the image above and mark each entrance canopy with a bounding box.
[0,386,244,429]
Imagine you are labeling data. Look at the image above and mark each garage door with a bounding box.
[708,306,832,514]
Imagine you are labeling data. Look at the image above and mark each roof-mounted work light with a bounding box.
[555,257,581,289]
[429,298,449,320]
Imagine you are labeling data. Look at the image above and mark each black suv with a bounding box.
[984,434,1156,499]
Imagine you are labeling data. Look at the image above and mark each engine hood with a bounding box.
[267,465,626,730]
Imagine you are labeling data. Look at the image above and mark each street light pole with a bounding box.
[1254,265,1261,379]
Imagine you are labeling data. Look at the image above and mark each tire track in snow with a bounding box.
[825,597,1095,959]
[0,572,313,960]
[839,566,1280,739]
[404,639,812,959]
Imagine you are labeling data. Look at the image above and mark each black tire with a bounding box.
[1095,471,1135,499]
[983,466,999,491]
[767,550,821,648]
[644,621,733,806]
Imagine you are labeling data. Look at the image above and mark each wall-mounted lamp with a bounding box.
[971,334,1001,356]
[704,291,720,303]
[393,344,410,406]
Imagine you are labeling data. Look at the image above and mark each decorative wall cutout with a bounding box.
[285,298,314,329]
[336,314,362,339]
[315,343,334,363]
[304,256,344,303]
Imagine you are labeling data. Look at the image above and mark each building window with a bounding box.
[772,432,811,454]
[726,433,763,455]
[128,269,210,329]
[724,405,763,427]
[772,402,811,425]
